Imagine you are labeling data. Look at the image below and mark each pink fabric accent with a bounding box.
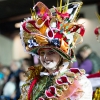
[33,55,39,65]
[57,80,82,100]
[65,80,81,98]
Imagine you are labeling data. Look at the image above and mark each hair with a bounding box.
[78,44,91,53]
[22,58,33,66]
[58,57,63,66]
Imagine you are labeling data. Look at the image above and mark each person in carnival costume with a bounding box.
[19,1,92,100]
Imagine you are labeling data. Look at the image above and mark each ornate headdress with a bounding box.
[94,13,100,42]
[20,1,85,61]
[19,2,93,100]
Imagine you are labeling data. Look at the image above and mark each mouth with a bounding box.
[43,61,51,65]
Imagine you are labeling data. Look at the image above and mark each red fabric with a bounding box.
[87,72,100,78]
[28,20,38,29]
[48,30,53,37]
[54,32,63,39]
[79,26,85,36]
[55,9,70,19]
[57,21,60,29]
[70,68,81,74]
[22,22,31,33]
[28,77,38,100]
[70,25,80,33]
[70,25,85,36]
[94,27,100,35]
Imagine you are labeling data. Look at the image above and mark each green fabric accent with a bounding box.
[68,19,70,23]
[60,29,64,33]
[67,31,70,34]
[30,46,71,61]
[32,75,54,100]
[60,24,63,27]
[66,26,69,30]
[53,48,71,61]
[71,57,76,62]
[70,43,73,47]
[66,39,70,42]
[65,18,69,21]
[31,48,38,54]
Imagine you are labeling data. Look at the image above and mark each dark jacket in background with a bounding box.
[87,52,100,73]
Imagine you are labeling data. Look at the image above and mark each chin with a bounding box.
[45,66,56,70]
[43,63,57,70]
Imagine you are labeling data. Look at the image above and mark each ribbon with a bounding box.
[28,77,38,100]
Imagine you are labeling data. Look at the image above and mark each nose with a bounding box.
[43,53,49,61]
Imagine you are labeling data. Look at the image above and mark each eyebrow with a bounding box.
[38,48,52,54]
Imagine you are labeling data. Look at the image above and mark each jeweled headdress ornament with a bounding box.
[20,0,85,61]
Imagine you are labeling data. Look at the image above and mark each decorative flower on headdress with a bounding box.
[94,13,100,42]
[20,1,85,61]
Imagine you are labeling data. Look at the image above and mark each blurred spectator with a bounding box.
[0,66,11,95]
[0,63,3,82]
[19,70,26,89]
[0,67,4,95]
[21,58,33,72]
[6,60,22,100]
[3,74,16,99]
[2,66,11,82]
[72,44,100,74]
[0,69,4,83]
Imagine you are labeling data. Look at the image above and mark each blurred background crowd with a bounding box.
[1,44,100,100]
[72,44,100,74]
[0,57,35,100]
[0,0,100,100]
